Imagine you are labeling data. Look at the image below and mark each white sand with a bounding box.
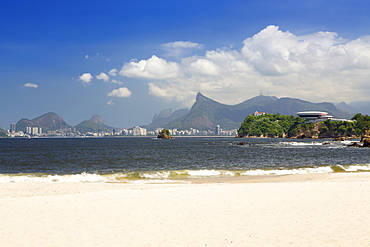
[1,173,370,246]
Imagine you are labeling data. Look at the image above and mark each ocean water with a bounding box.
[0,137,370,183]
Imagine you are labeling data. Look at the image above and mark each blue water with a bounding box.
[0,137,369,182]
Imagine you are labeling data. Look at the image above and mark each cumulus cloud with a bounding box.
[23,83,38,88]
[162,41,203,57]
[78,73,93,86]
[119,26,370,105]
[107,100,114,105]
[120,55,180,79]
[107,87,132,98]
[108,68,118,76]
[96,72,110,82]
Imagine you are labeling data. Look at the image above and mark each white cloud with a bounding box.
[23,83,38,88]
[119,25,370,105]
[111,79,124,85]
[162,41,203,57]
[107,100,114,105]
[107,87,132,98]
[120,55,180,79]
[96,72,110,82]
[78,73,93,86]
[163,41,203,50]
[189,58,219,76]
[84,53,109,61]
[108,68,118,76]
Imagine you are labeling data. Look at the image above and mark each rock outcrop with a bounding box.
[359,129,370,147]
[362,138,370,147]
[360,129,370,142]
[157,132,174,139]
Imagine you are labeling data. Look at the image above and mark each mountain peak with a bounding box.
[89,114,105,125]
[16,112,70,132]
[75,114,114,133]
[196,92,213,101]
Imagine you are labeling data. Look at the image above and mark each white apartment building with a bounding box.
[26,126,43,135]
[132,126,147,136]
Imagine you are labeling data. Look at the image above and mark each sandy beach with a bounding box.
[1,173,369,246]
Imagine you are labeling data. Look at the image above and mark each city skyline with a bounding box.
[2,0,370,129]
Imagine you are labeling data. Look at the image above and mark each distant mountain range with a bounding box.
[142,108,189,131]
[148,93,354,131]
[15,113,114,134]
[335,101,370,116]
[11,93,367,133]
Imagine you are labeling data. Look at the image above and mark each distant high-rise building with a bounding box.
[215,125,221,135]
[10,123,16,133]
[32,127,39,135]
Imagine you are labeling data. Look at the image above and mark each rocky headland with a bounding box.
[157,129,174,139]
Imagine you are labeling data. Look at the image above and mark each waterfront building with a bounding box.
[10,123,16,133]
[32,127,39,135]
[215,125,221,135]
[26,126,43,135]
[132,126,147,136]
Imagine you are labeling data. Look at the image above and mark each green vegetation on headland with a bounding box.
[157,129,174,139]
[237,113,370,139]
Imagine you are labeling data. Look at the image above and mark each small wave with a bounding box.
[337,164,370,172]
[279,141,327,146]
[0,172,109,183]
[1,164,370,183]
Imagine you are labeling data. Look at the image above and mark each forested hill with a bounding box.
[75,114,114,133]
[237,113,370,139]
[16,112,71,132]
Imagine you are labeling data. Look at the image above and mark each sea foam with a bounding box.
[1,164,370,183]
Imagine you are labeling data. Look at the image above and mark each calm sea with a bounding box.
[1,137,369,183]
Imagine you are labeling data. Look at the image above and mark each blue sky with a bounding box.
[1,0,370,129]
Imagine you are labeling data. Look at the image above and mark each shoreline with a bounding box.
[1,172,370,246]
[1,172,369,198]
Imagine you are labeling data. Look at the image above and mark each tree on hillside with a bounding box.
[238,114,302,138]
[238,113,369,139]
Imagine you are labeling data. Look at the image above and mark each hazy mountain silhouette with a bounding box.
[163,93,352,130]
[16,112,70,132]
